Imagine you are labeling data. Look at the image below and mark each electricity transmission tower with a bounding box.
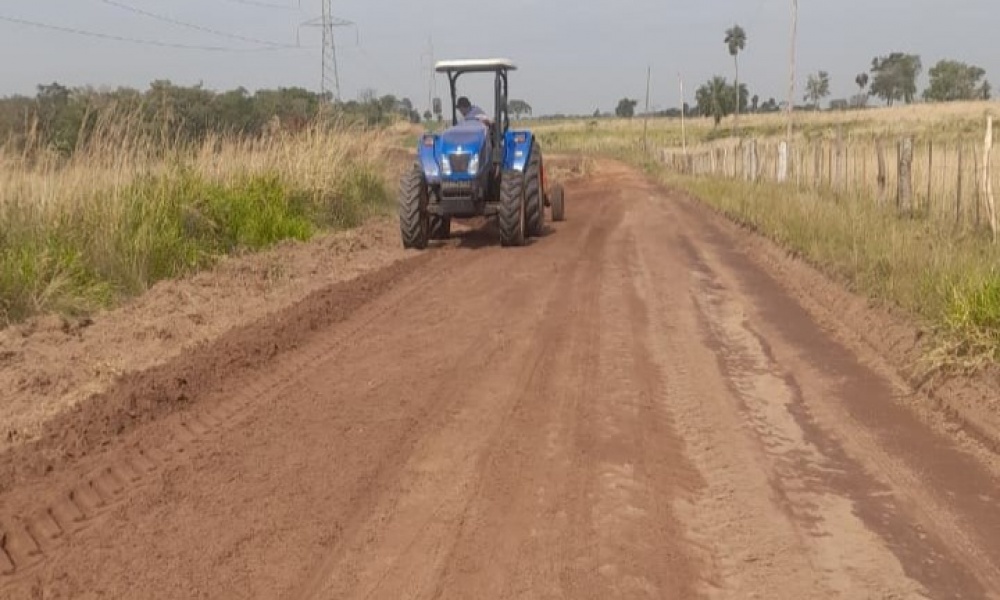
[301,1,355,102]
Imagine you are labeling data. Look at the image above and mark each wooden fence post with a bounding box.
[742,142,751,181]
[778,141,789,183]
[983,116,996,241]
[813,142,822,189]
[975,148,982,227]
[898,137,914,215]
[835,127,845,191]
[876,139,887,206]
[956,143,963,225]
[862,141,869,196]
[926,140,934,216]
[749,139,758,183]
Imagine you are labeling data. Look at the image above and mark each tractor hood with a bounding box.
[416,121,491,183]
[440,121,488,154]
[430,121,488,180]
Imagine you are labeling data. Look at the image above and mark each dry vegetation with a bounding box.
[0,107,391,326]
[533,100,1000,371]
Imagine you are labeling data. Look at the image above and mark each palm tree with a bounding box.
[855,72,870,108]
[725,24,747,134]
[696,76,732,127]
[855,72,869,92]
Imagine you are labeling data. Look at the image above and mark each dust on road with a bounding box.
[2,160,1000,599]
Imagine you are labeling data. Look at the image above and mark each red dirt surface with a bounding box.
[2,158,1000,599]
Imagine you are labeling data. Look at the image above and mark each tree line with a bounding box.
[0,81,427,155]
[612,25,992,127]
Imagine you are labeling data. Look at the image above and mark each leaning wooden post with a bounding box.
[983,116,996,242]
[749,139,759,183]
[898,137,914,216]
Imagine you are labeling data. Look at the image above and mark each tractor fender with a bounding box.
[417,133,442,184]
[503,130,535,172]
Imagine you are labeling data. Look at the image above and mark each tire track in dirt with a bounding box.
[0,253,449,585]
[654,179,1000,598]
[397,178,704,600]
[288,168,696,600]
[684,253,931,598]
[3,158,1000,598]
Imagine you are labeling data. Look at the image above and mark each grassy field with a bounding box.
[532,101,1000,372]
[0,109,392,326]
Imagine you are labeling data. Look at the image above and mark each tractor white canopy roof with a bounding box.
[435,58,517,73]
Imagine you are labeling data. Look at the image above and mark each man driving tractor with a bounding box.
[457,96,492,126]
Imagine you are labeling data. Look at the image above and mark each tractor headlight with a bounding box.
[468,154,480,176]
[440,155,452,176]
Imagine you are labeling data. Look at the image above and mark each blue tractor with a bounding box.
[398,58,565,249]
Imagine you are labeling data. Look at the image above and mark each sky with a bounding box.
[1,0,997,116]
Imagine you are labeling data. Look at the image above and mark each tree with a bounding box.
[751,94,759,113]
[869,53,922,106]
[615,98,638,118]
[923,59,991,102]
[423,109,433,121]
[508,99,533,120]
[855,73,869,93]
[804,71,831,109]
[724,24,747,132]
[694,76,749,127]
[853,73,870,108]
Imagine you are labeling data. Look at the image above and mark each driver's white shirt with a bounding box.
[465,106,488,122]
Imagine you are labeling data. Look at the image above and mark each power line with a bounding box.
[99,0,299,48]
[217,0,301,9]
[0,13,304,52]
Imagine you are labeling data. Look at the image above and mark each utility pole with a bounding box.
[643,65,651,152]
[423,36,436,116]
[785,0,798,143]
[679,72,687,156]
[302,1,355,103]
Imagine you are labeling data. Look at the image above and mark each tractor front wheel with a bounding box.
[399,165,429,249]
[499,170,526,247]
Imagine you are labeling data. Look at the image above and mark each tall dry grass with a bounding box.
[0,107,390,325]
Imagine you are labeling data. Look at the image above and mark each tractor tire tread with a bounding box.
[499,170,525,247]
[398,165,428,249]
[525,143,544,237]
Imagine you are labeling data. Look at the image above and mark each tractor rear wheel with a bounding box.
[524,143,545,237]
[398,165,429,249]
[499,170,526,247]
[550,183,565,222]
[429,215,451,240]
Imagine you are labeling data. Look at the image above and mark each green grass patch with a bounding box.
[0,166,387,326]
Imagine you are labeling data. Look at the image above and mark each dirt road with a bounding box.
[3,160,1000,599]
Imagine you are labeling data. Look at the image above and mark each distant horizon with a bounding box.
[2,0,997,116]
